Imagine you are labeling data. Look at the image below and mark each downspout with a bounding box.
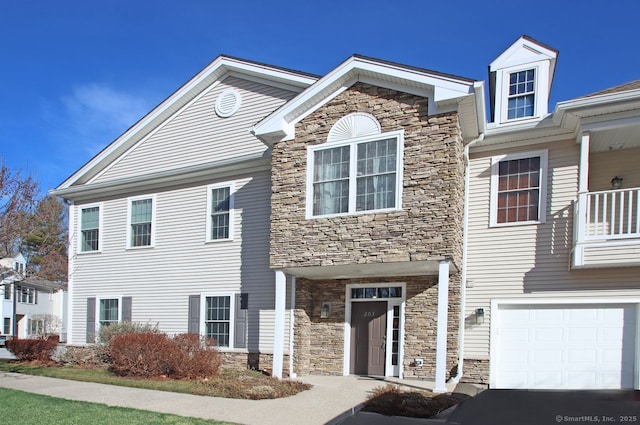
[447,131,484,384]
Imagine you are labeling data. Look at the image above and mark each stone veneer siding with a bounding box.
[270,82,465,270]
[459,358,490,385]
[293,275,460,379]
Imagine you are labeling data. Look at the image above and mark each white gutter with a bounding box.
[448,131,484,384]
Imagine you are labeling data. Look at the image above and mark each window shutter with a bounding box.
[86,298,96,343]
[234,293,248,349]
[122,297,132,322]
[188,295,200,334]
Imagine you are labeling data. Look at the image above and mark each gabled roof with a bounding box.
[53,56,318,194]
[254,54,485,145]
[489,35,558,74]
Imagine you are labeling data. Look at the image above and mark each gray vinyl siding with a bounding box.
[94,77,297,183]
[465,139,640,359]
[69,170,291,352]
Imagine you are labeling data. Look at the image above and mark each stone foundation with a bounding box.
[459,358,490,385]
[220,351,291,376]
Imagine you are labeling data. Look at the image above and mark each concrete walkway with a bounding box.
[0,372,457,425]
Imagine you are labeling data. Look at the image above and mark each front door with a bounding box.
[351,301,387,376]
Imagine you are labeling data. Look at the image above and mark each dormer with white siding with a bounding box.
[488,35,558,127]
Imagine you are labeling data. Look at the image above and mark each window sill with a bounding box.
[307,206,403,220]
[77,250,102,256]
[489,220,544,228]
[125,245,155,251]
[204,238,234,244]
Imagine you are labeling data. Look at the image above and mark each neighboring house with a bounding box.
[0,254,68,341]
[51,36,640,390]
[463,37,640,390]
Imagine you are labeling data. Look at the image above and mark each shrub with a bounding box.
[108,332,221,380]
[172,333,222,379]
[6,337,59,361]
[97,321,160,345]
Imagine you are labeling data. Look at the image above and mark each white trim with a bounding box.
[306,130,404,219]
[343,282,406,378]
[205,182,235,243]
[273,270,286,378]
[200,292,236,350]
[433,260,450,393]
[67,203,75,344]
[289,276,296,378]
[489,149,548,227]
[126,194,157,249]
[489,297,640,390]
[96,295,123,335]
[77,202,103,254]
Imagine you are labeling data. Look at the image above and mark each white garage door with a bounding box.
[494,303,637,389]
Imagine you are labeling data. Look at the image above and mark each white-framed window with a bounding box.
[201,293,234,348]
[507,69,536,120]
[98,297,120,328]
[307,130,404,218]
[490,150,548,226]
[3,317,10,335]
[79,204,102,252]
[206,183,234,242]
[127,195,156,248]
[28,318,45,337]
[17,285,37,304]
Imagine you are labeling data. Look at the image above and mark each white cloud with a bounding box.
[61,83,152,156]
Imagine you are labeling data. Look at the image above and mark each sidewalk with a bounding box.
[0,372,457,425]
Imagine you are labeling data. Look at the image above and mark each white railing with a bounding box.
[584,188,640,240]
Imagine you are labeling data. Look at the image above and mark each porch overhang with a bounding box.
[281,259,458,280]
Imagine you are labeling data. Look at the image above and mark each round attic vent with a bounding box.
[215,89,241,118]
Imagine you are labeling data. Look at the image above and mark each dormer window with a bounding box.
[488,36,557,126]
[507,69,535,119]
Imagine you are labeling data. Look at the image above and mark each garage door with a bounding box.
[494,303,637,389]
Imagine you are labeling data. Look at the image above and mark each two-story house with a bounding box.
[52,36,640,390]
[463,37,640,390]
[1,254,67,341]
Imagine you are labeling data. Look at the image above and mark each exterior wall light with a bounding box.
[611,176,623,190]
[320,303,331,319]
[475,308,485,325]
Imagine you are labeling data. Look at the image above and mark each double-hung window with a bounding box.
[80,205,101,252]
[204,295,231,347]
[206,184,233,242]
[127,196,155,248]
[490,150,547,226]
[17,286,37,304]
[308,131,403,218]
[99,298,119,327]
[507,69,535,120]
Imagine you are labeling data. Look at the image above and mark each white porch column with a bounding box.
[273,270,286,379]
[575,132,590,266]
[433,260,450,393]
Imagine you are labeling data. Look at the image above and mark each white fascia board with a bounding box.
[489,36,557,70]
[56,56,316,191]
[51,152,270,202]
[556,89,640,114]
[254,56,475,144]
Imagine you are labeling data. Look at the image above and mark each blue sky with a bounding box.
[2,1,639,194]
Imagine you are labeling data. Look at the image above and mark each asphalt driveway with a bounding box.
[446,389,640,425]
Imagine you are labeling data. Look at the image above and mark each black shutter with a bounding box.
[122,297,132,322]
[86,297,96,343]
[234,293,248,349]
[188,295,200,334]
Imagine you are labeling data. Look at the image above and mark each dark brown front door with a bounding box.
[351,301,387,376]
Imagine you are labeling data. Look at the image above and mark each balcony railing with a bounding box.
[582,188,640,241]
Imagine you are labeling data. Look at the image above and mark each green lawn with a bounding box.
[0,361,310,399]
[0,387,237,425]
